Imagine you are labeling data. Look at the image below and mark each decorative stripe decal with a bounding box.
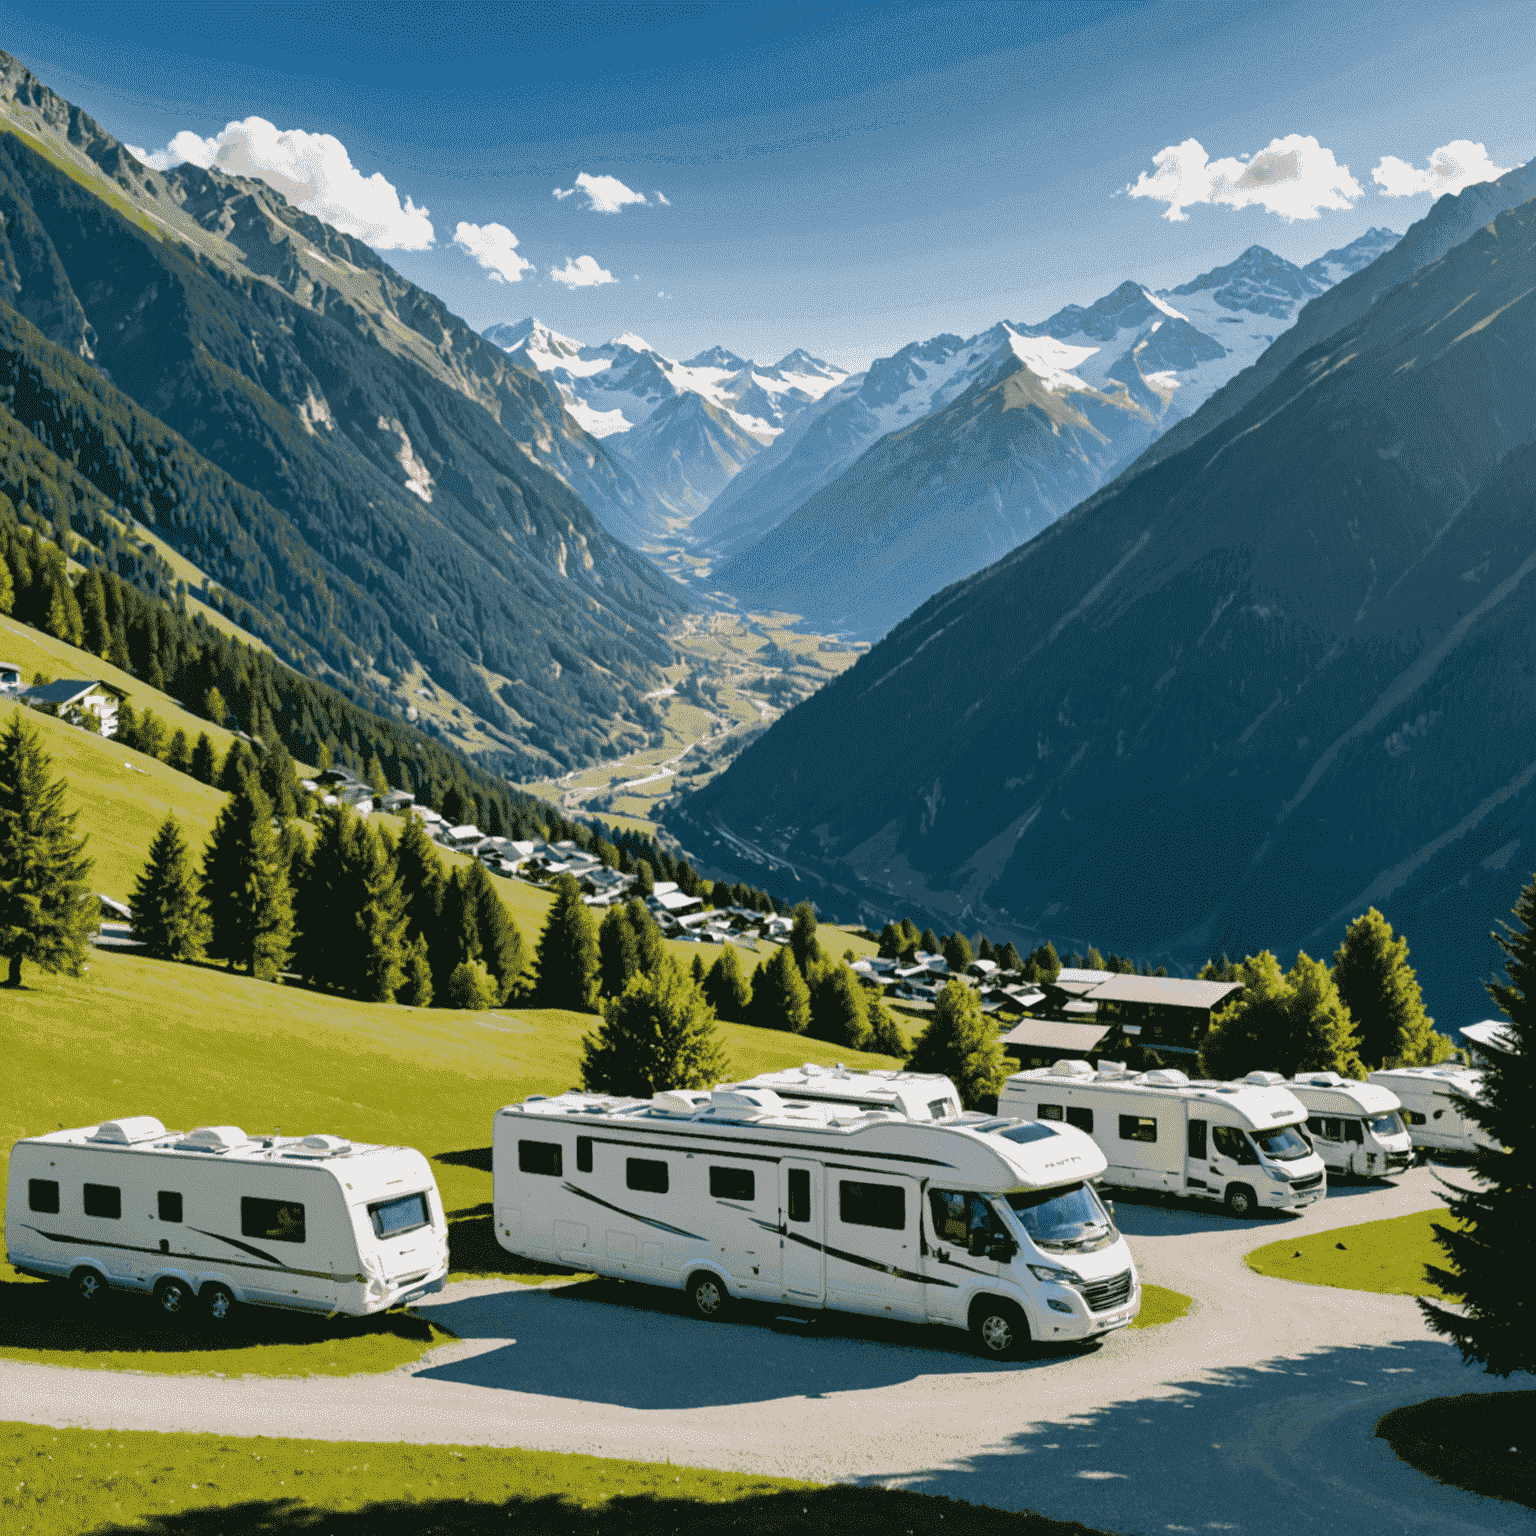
[190,1227,285,1266]
[562,1183,705,1240]
[21,1225,352,1284]
[578,1130,954,1168]
[746,1216,956,1289]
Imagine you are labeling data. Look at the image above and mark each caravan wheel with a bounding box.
[70,1268,107,1307]
[1224,1184,1257,1219]
[155,1279,192,1320]
[971,1298,1028,1360]
[685,1272,732,1322]
[202,1284,237,1324]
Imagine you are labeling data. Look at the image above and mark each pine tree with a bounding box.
[907,979,1005,1110]
[258,739,299,822]
[1084,946,1105,971]
[1420,875,1536,1376]
[0,714,95,986]
[1283,953,1365,1078]
[190,732,219,785]
[392,811,445,946]
[878,921,904,960]
[164,728,192,776]
[597,902,643,999]
[625,896,668,976]
[749,942,811,1033]
[997,941,1024,973]
[291,805,351,990]
[977,936,995,963]
[790,900,822,975]
[446,959,498,1010]
[808,958,872,1050]
[200,776,292,980]
[219,740,256,793]
[919,927,940,955]
[581,957,728,1097]
[1199,951,1364,1080]
[399,933,434,1007]
[203,686,228,728]
[129,815,209,962]
[702,943,753,1024]
[429,868,479,996]
[942,932,975,974]
[462,860,524,1003]
[633,859,654,896]
[342,818,408,1002]
[866,991,908,1058]
[531,873,599,1011]
[365,751,388,798]
[76,569,111,657]
[1333,908,1449,1068]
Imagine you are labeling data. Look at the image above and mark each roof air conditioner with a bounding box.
[287,1133,352,1158]
[89,1116,168,1145]
[176,1125,248,1152]
[1144,1069,1189,1088]
[1242,1071,1286,1087]
[1049,1059,1094,1077]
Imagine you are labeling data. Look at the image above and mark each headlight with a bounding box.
[1262,1166,1290,1182]
[1027,1263,1083,1286]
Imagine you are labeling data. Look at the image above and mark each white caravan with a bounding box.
[1367,1066,1498,1155]
[1286,1072,1413,1178]
[5,1117,449,1320]
[729,1064,962,1121]
[493,1085,1141,1356]
[997,1062,1326,1218]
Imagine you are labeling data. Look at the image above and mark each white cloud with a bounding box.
[655,191,671,206]
[549,255,617,288]
[552,186,575,200]
[1371,140,1509,199]
[1127,134,1362,222]
[552,172,648,213]
[452,221,533,282]
[127,117,433,249]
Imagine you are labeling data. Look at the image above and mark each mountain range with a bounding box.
[705,230,1400,637]
[670,170,1536,1030]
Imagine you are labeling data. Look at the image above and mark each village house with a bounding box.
[0,660,22,693]
[20,679,128,737]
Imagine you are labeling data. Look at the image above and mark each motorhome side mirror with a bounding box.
[968,1230,989,1258]
[987,1238,1017,1262]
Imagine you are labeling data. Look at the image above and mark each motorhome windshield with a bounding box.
[1248,1124,1311,1161]
[1006,1182,1116,1253]
[1368,1110,1405,1138]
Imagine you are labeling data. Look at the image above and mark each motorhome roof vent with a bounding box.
[88,1116,167,1145]
[1049,1059,1094,1078]
[287,1134,352,1158]
[1144,1069,1189,1088]
[800,1063,823,1076]
[176,1125,248,1152]
[1299,1071,1344,1087]
[708,1087,784,1119]
[1243,1071,1286,1087]
[651,1091,708,1117]
[1095,1061,1125,1075]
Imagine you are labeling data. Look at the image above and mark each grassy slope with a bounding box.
[1244,1208,1459,1297]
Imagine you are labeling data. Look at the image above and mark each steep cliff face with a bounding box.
[672,197,1536,1026]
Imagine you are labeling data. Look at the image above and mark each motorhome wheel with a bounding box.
[970,1298,1027,1359]
[686,1272,731,1321]
[202,1284,236,1324]
[1224,1184,1256,1219]
[155,1279,192,1319]
[71,1267,106,1306]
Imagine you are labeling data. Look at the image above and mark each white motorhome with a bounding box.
[730,1064,962,1122]
[998,1063,1326,1218]
[5,1118,449,1321]
[1367,1066,1498,1155]
[1286,1072,1413,1178]
[493,1085,1141,1356]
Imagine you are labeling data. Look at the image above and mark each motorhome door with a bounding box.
[778,1161,824,1302]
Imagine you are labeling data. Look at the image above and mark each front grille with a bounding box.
[1290,1172,1324,1192]
[1386,1154,1412,1171]
[1081,1269,1133,1313]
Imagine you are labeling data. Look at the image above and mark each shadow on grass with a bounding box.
[89,1486,1103,1535]
[447,1206,590,1283]
[434,1146,492,1173]
[0,1278,435,1359]
[1377,1391,1535,1509]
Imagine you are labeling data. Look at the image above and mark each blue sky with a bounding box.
[4,0,1531,368]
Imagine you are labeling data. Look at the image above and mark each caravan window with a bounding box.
[28,1179,59,1214]
[83,1183,121,1219]
[787,1168,811,1222]
[1067,1107,1094,1133]
[369,1192,431,1239]
[577,1136,593,1173]
[518,1140,563,1177]
[709,1167,754,1201]
[1038,1103,1064,1121]
[158,1191,183,1223]
[839,1180,905,1231]
[242,1197,306,1244]
[626,1158,669,1194]
[1119,1115,1157,1143]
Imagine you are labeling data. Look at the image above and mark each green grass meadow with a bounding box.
[1245,1208,1459,1297]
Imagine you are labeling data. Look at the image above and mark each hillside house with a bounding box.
[968,958,1000,979]
[0,660,21,693]
[20,679,127,736]
[380,789,416,813]
[649,889,705,921]
[440,823,486,851]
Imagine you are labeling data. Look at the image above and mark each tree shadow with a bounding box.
[0,1278,435,1358]
[446,1204,588,1281]
[434,1145,492,1173]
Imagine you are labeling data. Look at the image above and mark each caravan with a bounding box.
[729,1064,962,1121]
[998,1063,1326,1217]
[1286,1072,1413,1178]
[493,1085,1141,1356]
[1367,1066,1498,1155]
[5,1118,448,1320]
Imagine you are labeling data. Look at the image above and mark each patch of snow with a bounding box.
[1143,370,1180,390]
[1005,330,1099,392]
[378,415,433,502]
[564,399,634,436]
[610,332,652,352]
[1143,288,1189,321]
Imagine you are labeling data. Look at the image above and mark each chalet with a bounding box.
[20,679,128,736]
[0,660,21,693]
[967,958,1000,980]
[440,823,486,851]
[1075,973,1243,1059]
[648,889,705,921]
[380,789,416,813]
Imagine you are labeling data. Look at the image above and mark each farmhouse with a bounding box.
[20,678,128,736]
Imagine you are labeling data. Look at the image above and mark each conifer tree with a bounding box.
[258,739,299,822]
[977,936,995,963]
[908,978,1005,1109]
[702,943,753,1024]
[462,859,524,1002]
[365,751,388,798]
[291,805,351,990]
[203,686,228,728]
[1199,951,1364,1080]
[531,873,600,1011]
[343,818,408,1003]
[219,740,256,793]
[0,554,12,615]
[749,941,811,1033]
[597,902,643,999]
[0,714,95,987]
[790,900,822,975]
[807,958,872,1050]
[189,732,219,785]
[429,868,480,996]
[581,956,728,1097]
[1083,946,1105,971]
[943,932,975,974]
[878,921,904,959]
[1283,953,1365,1078]
[129,815,209,962]
[1333,908,1449,1068]
[77,569,111,657]
[200,775,292,980]
[399,933,434,1007]
[996,941,1024,973]
[624,896,668,976]
[164,728,192,776]
[633,859,654,896]
[1420,875,1536,1376]
[919,927,940,955]
[393,811,445,945]
[446,958,498,1010]
[866,991,908,1058]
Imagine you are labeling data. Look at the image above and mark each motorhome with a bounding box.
[493,1085,1141,1356]
[1286,1072,1413,1178]
[729,1064,962,1121]
[5,1118,448,1321]
[997,1062,1326,1217]
[1367,1066,1498,1155]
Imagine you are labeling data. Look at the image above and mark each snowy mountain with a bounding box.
[484,319,847,527]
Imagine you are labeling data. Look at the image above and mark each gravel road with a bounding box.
[3,1165,1530,1534]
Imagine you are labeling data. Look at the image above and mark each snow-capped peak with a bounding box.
[1142,289,1188,322]
[610,332,653,353]
[1004,329,1098,392]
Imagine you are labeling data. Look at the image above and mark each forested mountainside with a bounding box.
[671,194,1536,1028]
[0,53,686,774]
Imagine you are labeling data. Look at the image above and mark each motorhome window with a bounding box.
[1038,1104,1064,1121]
[1404,1109,1427,1126]
[626,1158,669,1194]
[929,1190,1003,1245]
[1119,1115,1157,1143]
[577,1136,593,1173]
[1188,1120,1207,1160]
[994,1122,1057,1145]
[1212,1125,1249,1160]
[787,1168,811,1222]
[369,1192,430,1239]
[157,1191,183,1223]
[1344,1120,1364,1144]
[1007,1182,1114,1251]
[1066,1107,1093,1133]
[1249,1124,1311,1161]
[242,1197,306,1244]
[82,1183,120,1219]
[709,1167,754,1201]
[928,1098,957,1121]
[1318,1116,1343,1141]
[1306,1116,1324,1135]
[518,1140,563,1177]
[27,1179,59,1214]
[1369,1110,1404,1137]
[839,1180,905,1230]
